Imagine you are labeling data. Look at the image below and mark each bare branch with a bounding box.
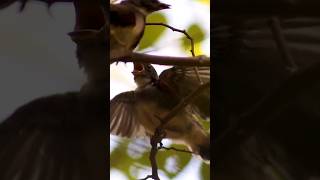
[158,143,194,154]
[139,175,154,180]
[111,52,210,66]
[139,128,165,180]
[146,22,203,83]
[146,22,196,57]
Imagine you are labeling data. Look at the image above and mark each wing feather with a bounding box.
[159,66,211,119]
[110,91,147,138]
[0,92,106,180]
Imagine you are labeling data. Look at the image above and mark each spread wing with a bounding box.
[110,91,147,138]
[159,66,211,119]
[0,93,107,180]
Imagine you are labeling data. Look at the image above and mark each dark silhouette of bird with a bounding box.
[0,0,107,179]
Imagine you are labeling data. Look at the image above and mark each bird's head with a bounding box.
[132,63,158,88]
[121,0,170,14]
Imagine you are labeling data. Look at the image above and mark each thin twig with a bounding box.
[146,23,203,83]
[139,175,154,180]
[146,23,196,56]
[158,143,194,154]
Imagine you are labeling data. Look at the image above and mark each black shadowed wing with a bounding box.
[0,93,107,180]
[0,0,107,179]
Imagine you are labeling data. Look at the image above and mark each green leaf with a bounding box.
[181,23,206,55]
[200,162,210,180]
[110,140,137,179]
[137,13,168,51]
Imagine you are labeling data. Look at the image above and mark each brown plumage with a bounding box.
[111,64,210,161]
[110,0,169,61]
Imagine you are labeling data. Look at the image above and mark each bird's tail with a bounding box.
[183,120,210,162]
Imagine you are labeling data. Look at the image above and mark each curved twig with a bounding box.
[146,22,203,83]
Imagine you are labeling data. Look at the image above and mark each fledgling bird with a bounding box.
[110,0,170,62]
[110,63,210,161]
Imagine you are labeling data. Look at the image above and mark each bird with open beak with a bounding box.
[110,0,170,62]
[110,63,210,162]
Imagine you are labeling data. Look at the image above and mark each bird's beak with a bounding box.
[132,63,145,75]
[158,3,170,10]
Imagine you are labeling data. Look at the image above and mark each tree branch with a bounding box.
[146,22,204,83]
[111,52,210,66]
[158,143,194,154]
[146,22,196,57]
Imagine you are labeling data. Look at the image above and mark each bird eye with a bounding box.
[134,63,145,72]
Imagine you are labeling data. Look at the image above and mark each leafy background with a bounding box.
[110,0,210,179]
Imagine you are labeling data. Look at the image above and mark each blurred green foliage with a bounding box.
[137,13,168,51]
[110,0,210,179]
[181,24,206,55]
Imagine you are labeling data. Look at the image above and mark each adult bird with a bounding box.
[0,0,108,179]
[110,63,210,161]
[110,0,170,63]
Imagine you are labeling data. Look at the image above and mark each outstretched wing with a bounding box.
[0,92,107,180]
[110,91,147,138]
[159,66,211,119]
